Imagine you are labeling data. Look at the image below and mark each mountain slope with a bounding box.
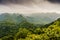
[0,13,26,23]
[0,13,60,25]
[48,18,60,27]
[25,13,60,24]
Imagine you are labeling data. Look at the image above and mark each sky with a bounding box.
[0,0,60,14]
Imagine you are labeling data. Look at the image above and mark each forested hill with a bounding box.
[0,13,26,23]
[47,18,60,27]
[0,13,60,40]
[44,17,60,27]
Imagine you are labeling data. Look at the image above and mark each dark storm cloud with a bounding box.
[0,0,32,4]
[0,0,60,4]
[48,0,60,3]
[0,0,3,3]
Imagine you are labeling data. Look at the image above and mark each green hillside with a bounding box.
[0,13,60,40]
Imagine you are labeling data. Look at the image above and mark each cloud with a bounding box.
[0,0,60,4]
[0,0,32,4]
[0,0,2,3]
[48,0,60,3]
[0,0,60,14]
[0,0,48,4]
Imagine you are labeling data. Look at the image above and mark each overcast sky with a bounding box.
[0,0,60,14]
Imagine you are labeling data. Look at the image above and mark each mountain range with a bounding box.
[25,13,60,24]
[0,13,60,24]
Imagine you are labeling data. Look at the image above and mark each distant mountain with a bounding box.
[0,13,26,23]
[0,13,60,25]
[25,13,60,24]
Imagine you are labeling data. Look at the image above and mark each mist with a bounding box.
[0,0,60,14]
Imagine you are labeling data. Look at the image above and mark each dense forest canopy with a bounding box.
[0,13,60,40]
